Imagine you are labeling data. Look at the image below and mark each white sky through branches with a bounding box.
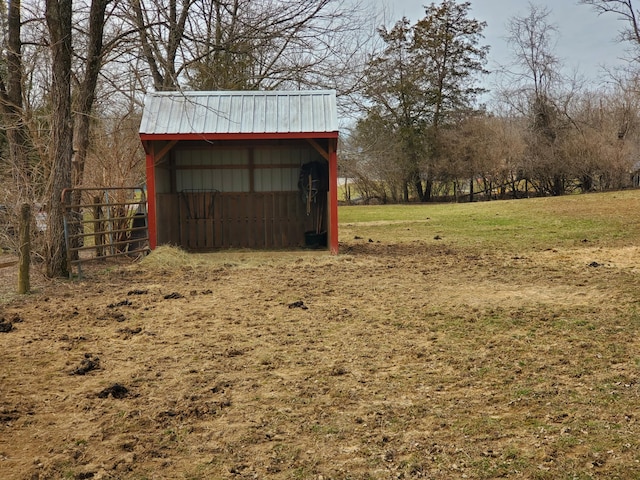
[372,0,630,93]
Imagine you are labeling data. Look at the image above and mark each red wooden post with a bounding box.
[144,144,157,249]
[328,139,339,255]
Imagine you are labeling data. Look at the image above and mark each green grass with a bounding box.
[338,190,640,251]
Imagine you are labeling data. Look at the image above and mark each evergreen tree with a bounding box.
[360,1,488,201]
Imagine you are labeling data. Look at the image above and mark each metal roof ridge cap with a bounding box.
[145,89,337,96]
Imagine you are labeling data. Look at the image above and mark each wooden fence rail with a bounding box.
[62,187,149,278]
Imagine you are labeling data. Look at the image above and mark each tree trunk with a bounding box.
[18,203,30,294]
[0,0,32,198]
[70,0,109,260]
[552,174,564,196]
[424,178,433,202]
[510,173,519,199]
[45,0,74,278]
[414,178,425,202]
[469,177,474,202]
[0,1,33,292]
[410,166,425,202]
[403,181,409,203]
[72,0,109,195]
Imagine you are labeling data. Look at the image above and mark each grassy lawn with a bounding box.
[338,190,640,251]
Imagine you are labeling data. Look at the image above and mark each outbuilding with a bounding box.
[139,90,339,253]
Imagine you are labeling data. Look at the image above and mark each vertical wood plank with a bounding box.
[229,195,238,248]
[205,192,214,248]
[241,194,250,248]
[196,193,206,248]
[267,193,275,248]
[277,193,286,247]
[179,194,188,248]
[252,194,260,248]
[214,192,222,247]
[254,194,265,248]
[221,195,230,248]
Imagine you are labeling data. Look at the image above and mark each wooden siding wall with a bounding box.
[173,146,317,193]
[156,192,314,249]
[155,165,172,194]
[175,148,250,192]
[253,147,309,192]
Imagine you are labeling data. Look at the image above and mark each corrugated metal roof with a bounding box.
[139,90,338,136]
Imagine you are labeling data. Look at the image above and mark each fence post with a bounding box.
[17,203,30,294]
[93,195,104,257]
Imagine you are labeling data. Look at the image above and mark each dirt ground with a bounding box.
[0,239,639,479]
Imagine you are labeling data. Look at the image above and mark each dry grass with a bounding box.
[1,192,640,479]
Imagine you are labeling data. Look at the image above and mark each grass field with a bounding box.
[1,191,639,479]
[339,191,640,250]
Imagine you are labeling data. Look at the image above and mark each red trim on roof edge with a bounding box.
[139,132,339,142]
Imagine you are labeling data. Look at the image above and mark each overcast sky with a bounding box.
[372,0,631,93]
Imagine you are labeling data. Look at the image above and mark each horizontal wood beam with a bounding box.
[169,163,302,170]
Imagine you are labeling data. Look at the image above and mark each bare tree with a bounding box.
[0,1,31,193]
[346,114,407,203]
[439,114,523,201]
[0,0,33,291]
[45,0,74,277]
[501,5,576,196]
[72,0,112,196]
[580,0,640,58]
[570,74,640,191]
[125,0,371,94]
[84,113,146,188]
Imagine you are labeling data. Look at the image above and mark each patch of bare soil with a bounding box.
[0,242,639,479]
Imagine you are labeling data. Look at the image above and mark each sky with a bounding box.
[372,0,632,94]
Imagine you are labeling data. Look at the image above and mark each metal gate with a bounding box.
[62,187,149,277]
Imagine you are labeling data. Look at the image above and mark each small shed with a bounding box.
[139,90,339,253]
